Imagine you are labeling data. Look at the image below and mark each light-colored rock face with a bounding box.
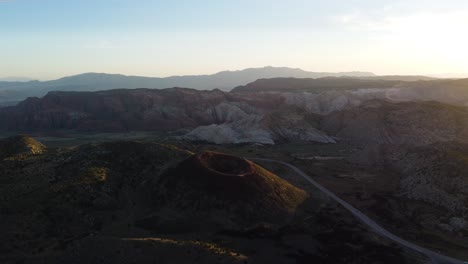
[264,110,336,143]
[182,115,275,145]
[277,84,468,115]
[204,102,260,123]
[181,86,468,145]
[5,83,468,145]
[383,85,468,104]
[181,89,384,145]
[182,108,337,145]
[279,90,386,115]
[183,89,388,145]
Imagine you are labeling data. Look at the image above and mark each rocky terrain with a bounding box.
[2,76,468,147]
[391,142,468,226]
[232,77,466,95]
[182,108,336,144]
[0,88,279,132]
[348,141,468,258]
[153,151,308,228]
[1,77,468,262]
[232,77,403,93]
[0,87,339,144]
[0,135,46,159]
[203,140,468,261]
[321,100,468,145]
[0,136,423,263]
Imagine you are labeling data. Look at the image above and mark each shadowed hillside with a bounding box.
[0,135,46,159]
[152,152,308,227]
[0,136,423,263]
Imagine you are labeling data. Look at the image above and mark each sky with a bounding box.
[1,0,468,80]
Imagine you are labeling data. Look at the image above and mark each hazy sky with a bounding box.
[1,0,468,80]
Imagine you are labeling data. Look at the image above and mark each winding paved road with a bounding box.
[250,158,467,264]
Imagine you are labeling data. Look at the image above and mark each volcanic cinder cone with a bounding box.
[153,151,308,225]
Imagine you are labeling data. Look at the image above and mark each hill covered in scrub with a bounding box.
[0,138,307,262]
[0,135,46,159]
[0,136,423,264]
[0,140,191,262]
[391,142,468,218]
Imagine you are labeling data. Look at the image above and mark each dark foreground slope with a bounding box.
[0,136,423,264]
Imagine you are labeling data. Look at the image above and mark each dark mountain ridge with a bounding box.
[0,88,284,132]
[231,77,450,93]
[0,67,375,104]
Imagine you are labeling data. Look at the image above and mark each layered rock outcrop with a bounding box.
[3,78,468,146]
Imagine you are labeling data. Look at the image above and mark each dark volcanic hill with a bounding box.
[152,151,307,227]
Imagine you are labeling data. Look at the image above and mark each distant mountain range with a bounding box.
[0,66,442,105]
[0,67,375,104]
[429,73,468,79]
[0,77,35,82]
